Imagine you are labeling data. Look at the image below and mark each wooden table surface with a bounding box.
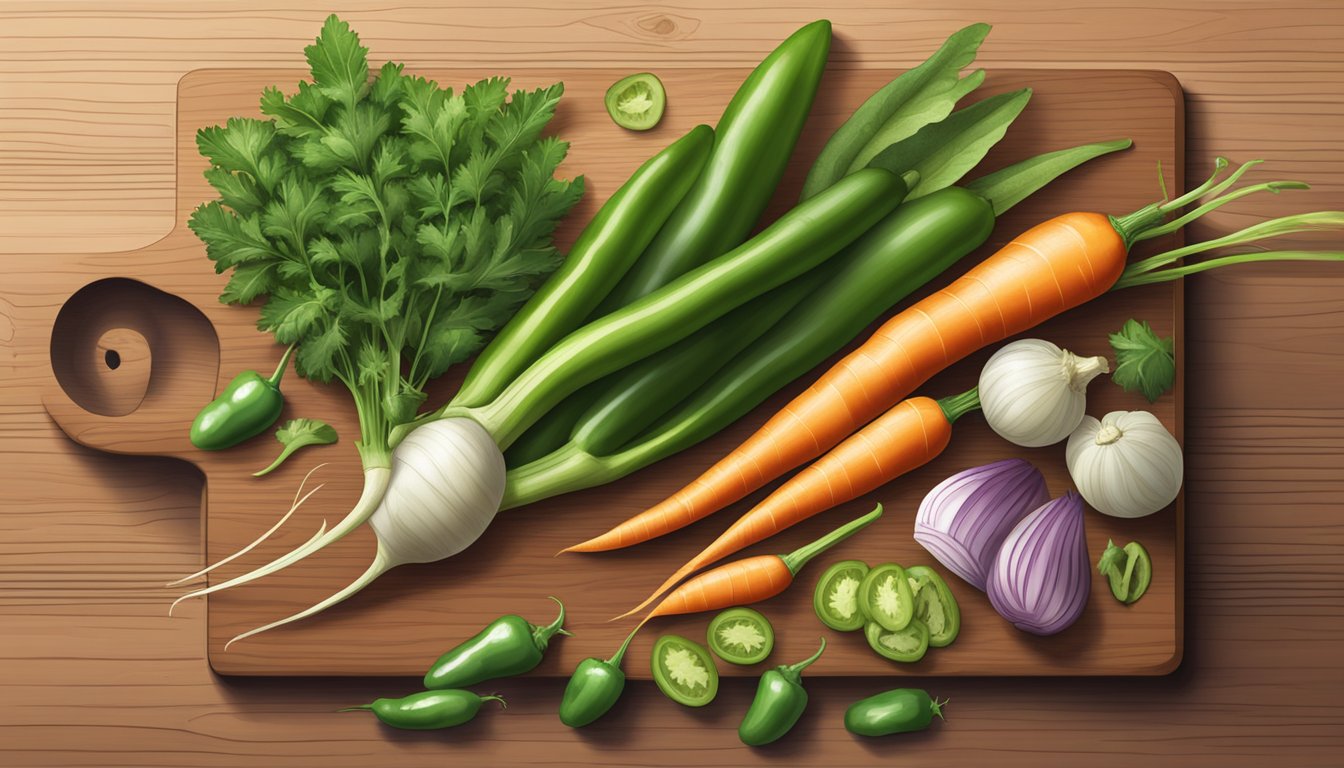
[2,2,1341,766]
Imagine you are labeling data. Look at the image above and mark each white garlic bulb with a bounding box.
[978,339,1110,447]
[1065,410,1183,518]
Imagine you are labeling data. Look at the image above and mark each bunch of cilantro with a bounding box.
[189,15,583,468]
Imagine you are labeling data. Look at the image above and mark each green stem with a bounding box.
[1135,180,1308,244]
[1115,250,1344,289]
[252,442,302,477]
[778,504,883,575]
[533,596,569,647]
[337,704,373,713]
[779,637,827,684]
[1123,210,1343,278]
[267,343,297,387]
[936,386,981,424]
[479,695,508,710]
[607,626,640,668]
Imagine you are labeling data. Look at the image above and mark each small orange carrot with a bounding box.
[571,157,1343,556]
[623,392,974,618]
[640,504,883,621]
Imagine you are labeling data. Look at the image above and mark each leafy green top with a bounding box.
[189,15,583,463]
[254,418,340,477]
[1108,318,1176,402]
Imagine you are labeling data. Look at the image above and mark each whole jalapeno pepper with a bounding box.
[844,687,947,736]
[340,689,505,730]
[190,344,294,450]
[559,627,638,728]
[738,637,826,746]
[423,596,571,689]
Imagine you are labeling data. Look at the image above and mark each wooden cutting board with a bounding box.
[37,65,1183,678]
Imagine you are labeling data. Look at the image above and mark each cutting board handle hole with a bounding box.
[104,349,121,370]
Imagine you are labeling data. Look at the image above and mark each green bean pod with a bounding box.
[452,123,714,409]
[465,167,905,448]
[596,19,833,311]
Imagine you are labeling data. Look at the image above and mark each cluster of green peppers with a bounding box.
[343,598,570,730]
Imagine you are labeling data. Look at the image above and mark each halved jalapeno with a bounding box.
[907,565,961,648]
[651,634,719,707]
[865,619,930,663]
[859,563,914,631]
[813,559,869,631]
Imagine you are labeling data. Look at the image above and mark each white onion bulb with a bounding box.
[371,417,507,566]
[978,339,1110,447]
[1065,410,1183,519]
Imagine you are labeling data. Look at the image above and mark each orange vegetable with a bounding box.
[571,158,1342,561]
[642,504,883,621]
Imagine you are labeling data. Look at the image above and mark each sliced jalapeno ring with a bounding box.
[605,72,666,131]
[813,559,869,632]
[651,634,719,707]
[865,619,929,663]
[906,565,960,648]
[707,607,775,665]
[858,563,914,631]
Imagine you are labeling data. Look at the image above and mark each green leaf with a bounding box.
[296,319,346,380]
[220,263,277,304]
[866,87,1031,199]
[801,23,990,199]
[253,417,339,477]
[1109,319,1176,402]
[189,202,275,270]
[305,14,369,108]
[197,117,277,178]
[259,289,326,343]
[965,139,1132,217]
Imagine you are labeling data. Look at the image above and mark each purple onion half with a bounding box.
[987,491,1091,636]
[913,458,1050,591]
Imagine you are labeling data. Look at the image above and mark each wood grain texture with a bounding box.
[30,66,1181,678]
[1,2,1341,766]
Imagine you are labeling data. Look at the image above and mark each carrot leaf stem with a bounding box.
[1125,210,1344,277]
[937,386,982,424]
[1160,156,1232,212]
[1114,250,1344,289]
[1135,180,1310,243]
[778,504,883,575]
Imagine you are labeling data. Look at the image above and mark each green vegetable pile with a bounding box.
[189,14,582,472]
[814,560,961,664]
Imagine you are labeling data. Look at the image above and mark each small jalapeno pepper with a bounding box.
[907,566,960,648]
[559,627,638,728]
[844,688,947,737]
[340,689,505,730]
[424,597,571,689]
[190,344,294,450]
[1097,539,1153,604]
[738,637,826,746]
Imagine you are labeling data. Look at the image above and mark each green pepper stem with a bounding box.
[931,698,949,721]
[479,695,508,710]
[779,504,883,576]
[936,387,981,424]
[779,637,827,685]
[533,596,569,650]
[337,704,373,713]
[606,626,641,669]
[267,343,297,388]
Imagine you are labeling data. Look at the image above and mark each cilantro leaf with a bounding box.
[253,418,339,477]
[1109,319,1176,402]
[192,15,581,457]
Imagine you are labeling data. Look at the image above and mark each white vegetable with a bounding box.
[175,418,506,647]
[978,339,1110,447]
[1065,410,1183,518]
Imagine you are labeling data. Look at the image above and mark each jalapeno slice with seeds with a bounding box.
[858,563,914,631]
[605,72,666,131]
[707,607,774,665]
[813,559,869,631]
[865,619,929,663]
[651,634,719,707]
[906,565,960,648]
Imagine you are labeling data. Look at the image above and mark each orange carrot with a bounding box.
[623,394,971,618]
[641,504,883,621]
[571,157,1339,556]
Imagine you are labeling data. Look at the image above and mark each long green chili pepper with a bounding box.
[559,627,638,728]
[738,638,827,746]
[595,20,832,312]
[438,167,905,449]
[341,689,505,730]
[423,597,571,689]
[190,344,294,451]
[452,124,714,410]
[502,140,1128,508]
